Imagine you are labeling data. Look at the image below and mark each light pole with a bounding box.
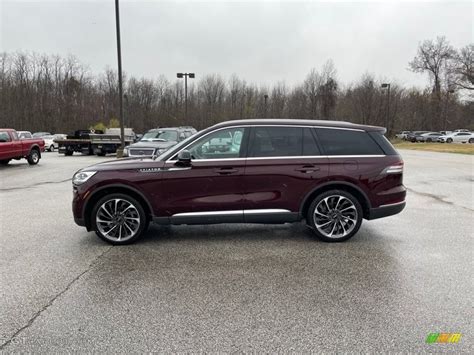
[263,94,269,118]
[124,94,129,127]
[381,83,391,132]
[177,73,195,119]
[115,0,125,151]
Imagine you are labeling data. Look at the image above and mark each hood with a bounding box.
[129,140,177,149]
[81,157,165,172]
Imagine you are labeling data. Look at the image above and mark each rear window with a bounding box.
[248,127,300,157]
[315,128,385,156]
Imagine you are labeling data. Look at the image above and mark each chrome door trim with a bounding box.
[172,210,243,217]
[244,209,291,214]
[171,209,292,217]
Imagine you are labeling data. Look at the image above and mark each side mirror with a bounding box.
[176,150,191,165]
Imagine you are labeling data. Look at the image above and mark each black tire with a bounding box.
[426,138,432,142]
[307,190,363,242]
[469,138,474,144]
[97,152,106,157]
[27,148,40,165]
[49,145,55,152]
[0,159,11,165]
[91,193,149,245]
[446,138,453,143]
[64,148,73,156]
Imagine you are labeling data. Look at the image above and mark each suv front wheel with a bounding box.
[307,190,363,242]
[91,193,148,245]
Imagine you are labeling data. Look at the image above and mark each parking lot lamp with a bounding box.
[177,73,195,119]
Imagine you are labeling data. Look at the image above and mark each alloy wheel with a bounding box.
[96,198,141,242]
[313,195,358,239]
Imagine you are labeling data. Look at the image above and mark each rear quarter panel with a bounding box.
[327,155,405,208]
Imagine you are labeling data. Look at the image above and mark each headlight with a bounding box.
[72,171,97,185]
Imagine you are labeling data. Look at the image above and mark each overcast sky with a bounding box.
[1,0,472,89]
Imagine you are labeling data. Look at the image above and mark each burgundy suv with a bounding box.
[72,119,406,244]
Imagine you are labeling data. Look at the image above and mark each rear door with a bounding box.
[243,126,328,221]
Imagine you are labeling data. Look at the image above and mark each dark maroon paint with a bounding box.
[72,119,406,232]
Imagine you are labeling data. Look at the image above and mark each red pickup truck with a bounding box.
[0,129,45,165]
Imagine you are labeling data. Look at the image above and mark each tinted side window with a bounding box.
[187,127,246,160]
[303,128,320,155]
[316,128,384,155]
[249,127,302,157]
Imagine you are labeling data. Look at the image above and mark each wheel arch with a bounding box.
[300,181,371,219]
[83,184,153,231]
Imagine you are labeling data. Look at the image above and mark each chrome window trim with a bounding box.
[171,209,291,217]
[327,155,386,158]
[166,124,369,162]
[165,155,385,164]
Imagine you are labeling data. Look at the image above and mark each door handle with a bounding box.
[295,165,320,173]
[215,167,238,175]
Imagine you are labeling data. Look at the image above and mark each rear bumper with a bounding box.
[367,201,406,220]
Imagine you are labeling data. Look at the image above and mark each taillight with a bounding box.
[383,162,404,174]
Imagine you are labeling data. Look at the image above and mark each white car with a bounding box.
[43,134,67,152]
[395,131,411,140]
[437,132,474,144]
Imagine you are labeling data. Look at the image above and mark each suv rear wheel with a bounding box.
[307,190,363,242]
[91,193,148,245]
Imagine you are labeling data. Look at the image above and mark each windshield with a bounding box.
[141,130,178,142]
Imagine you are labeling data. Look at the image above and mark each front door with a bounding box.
[0,131,15,160]
[160,126,249,224]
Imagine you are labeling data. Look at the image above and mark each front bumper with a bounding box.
[367,201,406,220]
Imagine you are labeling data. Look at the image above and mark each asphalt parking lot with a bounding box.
[0,150,472,352]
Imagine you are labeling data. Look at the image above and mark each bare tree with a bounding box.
[449,44,474,91]
[409,36,455,99]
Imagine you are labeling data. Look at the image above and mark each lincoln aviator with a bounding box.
[72,119,406,244]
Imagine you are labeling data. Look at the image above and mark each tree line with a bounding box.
[0,36,472,136]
